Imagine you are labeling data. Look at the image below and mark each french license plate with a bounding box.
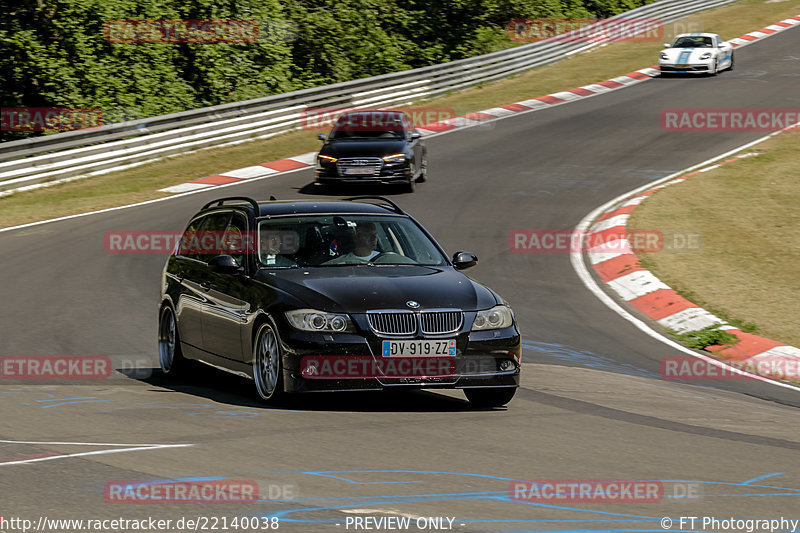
[343,167,375,176]
[382,339,456,357]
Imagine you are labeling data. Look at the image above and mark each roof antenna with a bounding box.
[269,195,277,201]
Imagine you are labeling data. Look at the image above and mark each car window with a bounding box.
[673,36,713,48]
[177,216,204,258]
[256,215,446,268]
[222,213,248,267]
[329,113,407,140]
[177,212,237,262]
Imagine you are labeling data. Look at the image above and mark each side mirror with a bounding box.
[663,43,671,49]
[208,254,242,274]
[410,131,421,140]
[452,251,478,270]
[317,133,327,141]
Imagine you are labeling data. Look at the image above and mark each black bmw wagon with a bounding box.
[158,196,520,407]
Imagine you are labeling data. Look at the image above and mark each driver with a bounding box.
[260,231,295,267]
[325,221,380,264]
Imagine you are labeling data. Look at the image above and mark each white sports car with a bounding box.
[659,33,734,75]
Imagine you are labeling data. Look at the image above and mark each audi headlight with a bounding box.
[318,154,338,164]
[286,309,353,333]
[660,52,669,61]
[471,305,514,331]
[699,52,712,60]
[382,153,406,164]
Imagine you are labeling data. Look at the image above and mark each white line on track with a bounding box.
[570,126,800,394]
[0,439,193,467]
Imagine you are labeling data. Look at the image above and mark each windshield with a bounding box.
[330,129,405,140]
[255,215,447,268]
[672,36,713,48]
[329,112,408,140]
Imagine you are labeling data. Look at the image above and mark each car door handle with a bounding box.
[200,281,212,291]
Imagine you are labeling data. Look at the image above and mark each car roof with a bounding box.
[337,110,408,120]
[200,196,407,218]
[674,33,719,39]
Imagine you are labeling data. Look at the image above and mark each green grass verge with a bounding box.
[629,127,800,348]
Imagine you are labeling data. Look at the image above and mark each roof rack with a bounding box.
[201,196,260,213]
[343,196,406,215]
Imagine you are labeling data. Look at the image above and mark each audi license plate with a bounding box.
[382,339,456,357]
[343,167,375,175]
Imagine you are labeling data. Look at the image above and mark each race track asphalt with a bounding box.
[1,24,798,532]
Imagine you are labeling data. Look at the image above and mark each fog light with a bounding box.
[499,360,515,371]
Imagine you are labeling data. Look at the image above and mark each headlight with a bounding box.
[382,153,406,164]
[471,305,514,331]
[285,309,353,333]
[699,52,712,60]
[318,155,338,163]
[660,52,669,60]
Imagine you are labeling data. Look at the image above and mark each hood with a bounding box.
[662,48,709,62]
[320,139,408,159]
[254,265,499,313]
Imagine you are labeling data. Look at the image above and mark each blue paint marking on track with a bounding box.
[521,339,660,379]
[742,472,786,485]
[41,400,110,408]
[253,470,799,528]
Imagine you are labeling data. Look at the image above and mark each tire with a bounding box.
[158,305,186,376]
[464,387,516,408]
[728,53,735,71]
[253,321,285,402]
[710,60,719,76]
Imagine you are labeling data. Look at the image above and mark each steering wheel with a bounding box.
[370,252,417,265]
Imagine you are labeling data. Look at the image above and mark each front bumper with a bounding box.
[659,63,711,73]
[315,164,412,184]
[277,323,521,393]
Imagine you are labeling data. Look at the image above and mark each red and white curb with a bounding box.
[160,14,800,195]
[727,15,800,48]
[586,145,800,384]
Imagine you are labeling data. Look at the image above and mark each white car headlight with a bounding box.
[286,309,353,333]
[471,305,514,331]
[700,52,712,60]
[382,153,406,164]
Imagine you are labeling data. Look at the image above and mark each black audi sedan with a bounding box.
[158,196,520,407]
[314,110,427,192]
